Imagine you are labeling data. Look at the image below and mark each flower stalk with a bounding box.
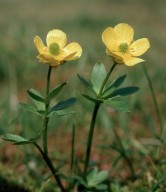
[84,63,116,175]
[34,142,66,192]
[98,62,116,97]
[43,65,52,154]
[84,103,100,174]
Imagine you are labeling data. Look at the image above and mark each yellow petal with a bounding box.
[37,53,59,64]
[46,29,67,48]
[114,23,134,44]
[34,36,47,54]
[102,27,118,52]
[38,53,65,67]
[124,57,145,66]
[64,42,82,60]
[130,38,150,56]
[111,51,132,61]
[54,50,68,61]
[114,58,124,64]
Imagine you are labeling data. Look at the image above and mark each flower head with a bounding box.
[34,29,82,67]
[102,23,150,66]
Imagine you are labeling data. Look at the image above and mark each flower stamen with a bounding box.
[49,43,60,56]
[119,43,129,53]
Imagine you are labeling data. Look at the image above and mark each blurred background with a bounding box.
[0,0,166,190]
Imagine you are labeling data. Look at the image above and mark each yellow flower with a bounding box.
[102,23,150,66]
[34,29,82,67]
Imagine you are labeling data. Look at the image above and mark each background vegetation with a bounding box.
[0,0,166,191]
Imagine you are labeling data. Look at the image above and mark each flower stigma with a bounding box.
[49,43,60,56]
[119,43,129,53]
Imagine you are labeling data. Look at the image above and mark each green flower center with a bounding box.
[49,43,60,56]
[119,43,129,53]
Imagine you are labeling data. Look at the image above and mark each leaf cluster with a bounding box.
[78,62,139,112]
[3,81,76,145]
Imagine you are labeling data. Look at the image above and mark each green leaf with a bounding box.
[87,168,98,184]
[20,103,37,112]
[74,176,87,187]
[49,98,76,112]
[111,183,121,192]
[87,168,108,187]
[77,74,95,95]
[82,94,102,104]
[20,103,44,116]
[103,75,127,96]
[91,62,107,94]
[104,99,130,112]
[28,89,45,110]
[131,138,149,155]
[27,89,45,103]
[104,86,139,99]
[46,82,67,102]
[3,134,32,145]
[31,99,45,111]
[94,170,108,185]
[48,109,75,117]
[96,184,107,190]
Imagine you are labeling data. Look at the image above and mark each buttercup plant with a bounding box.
[3,23,150,191]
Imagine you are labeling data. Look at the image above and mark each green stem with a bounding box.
[84,103,100,174]
[84,63,117,175]
[43,66,52,155]
[34,142,66,192]
[98,62,116,96]
[142,64,163,138]
[68,125,76,190]
[70,125,75,172]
